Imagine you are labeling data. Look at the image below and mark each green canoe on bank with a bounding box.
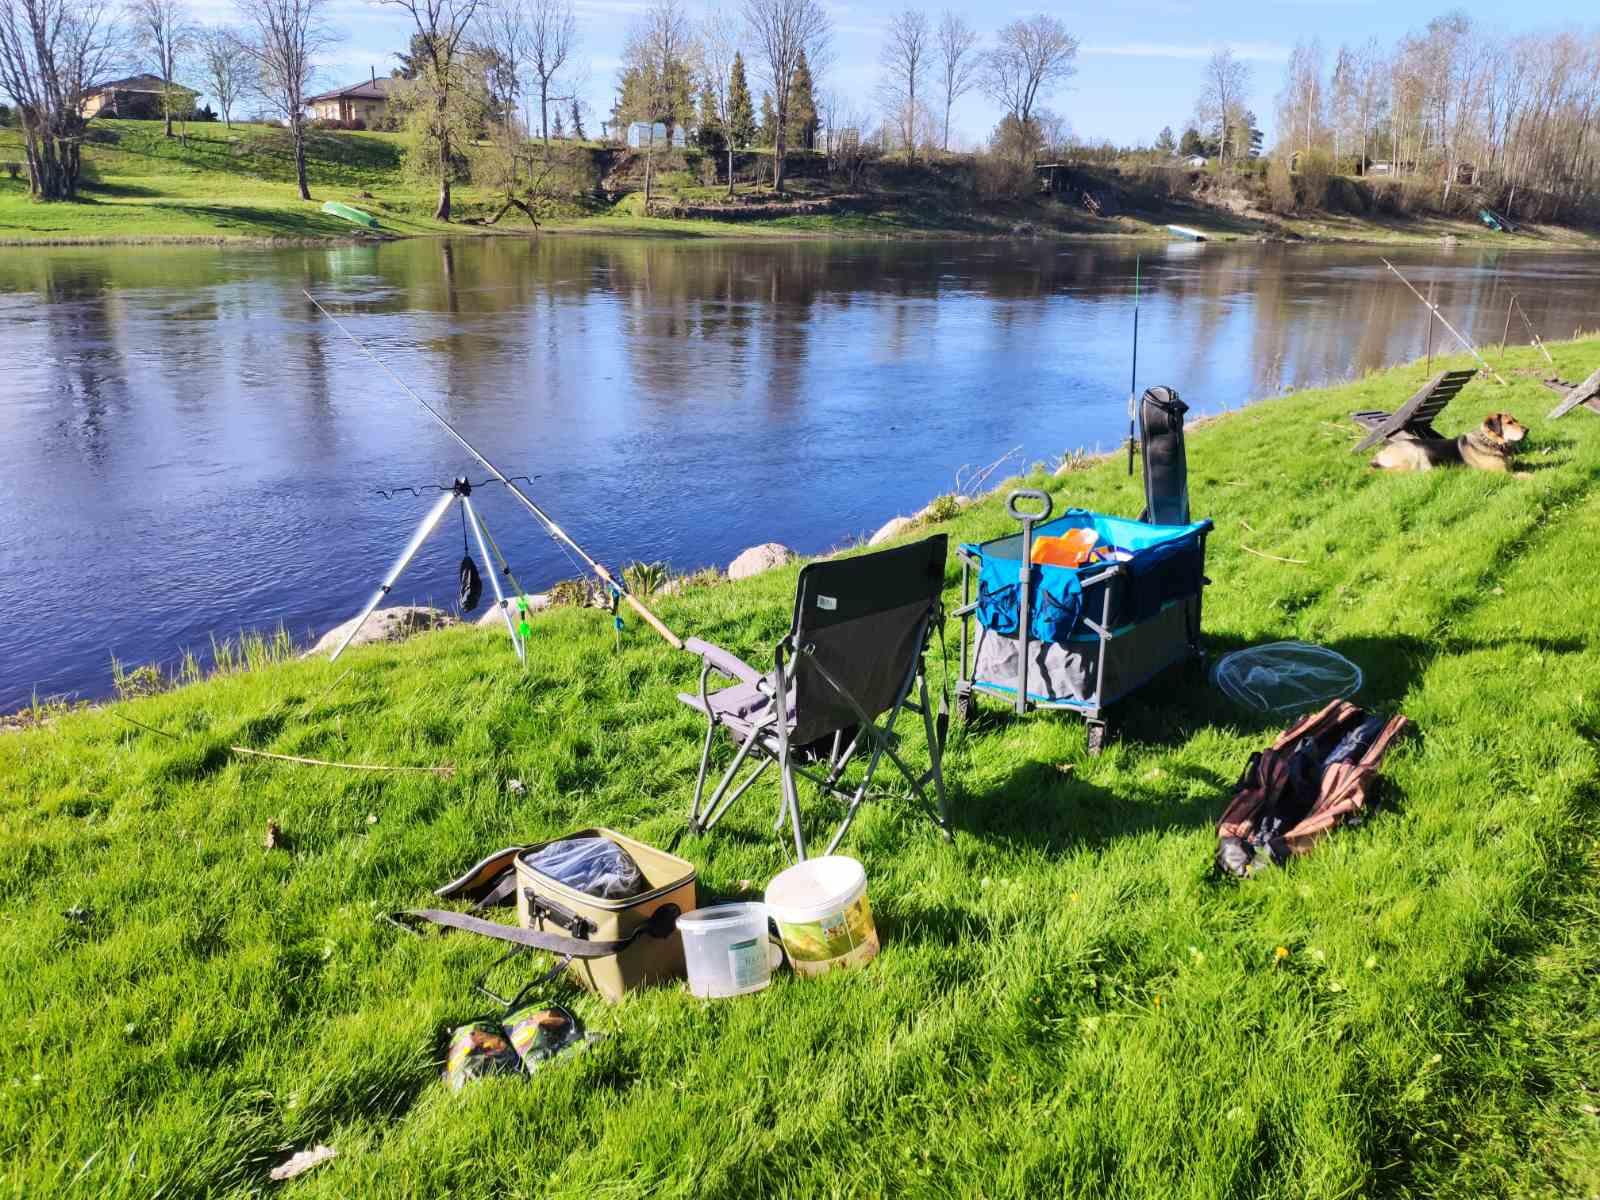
[322,201,380,230]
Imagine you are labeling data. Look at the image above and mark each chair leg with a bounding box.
[698,724,766,834]
[687,718,718,829]
[781,752,808,861]
[917,673,951,836]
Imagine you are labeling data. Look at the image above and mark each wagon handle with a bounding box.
[1006,489,1053,524]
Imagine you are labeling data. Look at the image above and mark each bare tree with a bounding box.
[129,0,192,135]
[741,0,827,194]
[233,0,332,199]
[479,0,527,122]
[377,0,483,219]
[935,9,977,152]
[1195,46,1249,164]
[877,8,927,165]
[0,0,124,197]
[619,0,698,205]
[980,13,1076,162]
[1275,38,1324,159]
[524,0,574,143]
[702,5,741,195]
[197,25,252,128]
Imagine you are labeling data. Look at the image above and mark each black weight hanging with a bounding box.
[457,501,483,612]
[459,556,483,612]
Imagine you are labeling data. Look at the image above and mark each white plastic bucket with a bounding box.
[764,855,878,978]
[676,903,774,999]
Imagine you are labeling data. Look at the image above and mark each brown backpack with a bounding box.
[1216,700,1410,876]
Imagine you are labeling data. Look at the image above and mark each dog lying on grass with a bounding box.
[1370,412,1529,474]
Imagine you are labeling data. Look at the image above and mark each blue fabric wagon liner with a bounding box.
[956,504,1212,748]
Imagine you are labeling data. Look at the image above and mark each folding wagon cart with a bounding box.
[954,489,1212,752]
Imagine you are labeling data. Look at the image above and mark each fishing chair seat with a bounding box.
[677,535,951,860]
[675,675,793,740]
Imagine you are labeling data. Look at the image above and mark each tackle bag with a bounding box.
[1139,386,1190,526]
[395,828,697,1003]
[1216,700,1409,876]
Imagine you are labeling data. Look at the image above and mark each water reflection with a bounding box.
[1,237,1598,709]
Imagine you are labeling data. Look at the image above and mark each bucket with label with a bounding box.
[676,903,775,999]
[764,855,879,977]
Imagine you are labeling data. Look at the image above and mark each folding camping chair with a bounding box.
[1351,368,1477,452]
[677,535,951,861]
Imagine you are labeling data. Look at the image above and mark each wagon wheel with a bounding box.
[1085,719,1109,755]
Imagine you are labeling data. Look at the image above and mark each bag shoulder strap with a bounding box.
[391,903,681,958]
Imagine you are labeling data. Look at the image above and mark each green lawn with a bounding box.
[0,120,491,243]
[4,343,1600,1196]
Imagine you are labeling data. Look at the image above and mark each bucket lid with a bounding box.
[765,855,866,922]
[677,902,766,933]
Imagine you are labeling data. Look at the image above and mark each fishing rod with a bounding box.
[303,290,684,652]
[1380,259,1509,386]
[1127,254,1141,477]
[1511,293,1555,367]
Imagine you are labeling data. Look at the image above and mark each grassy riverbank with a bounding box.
[5,341,1600,1196]
[4,120,1598,248]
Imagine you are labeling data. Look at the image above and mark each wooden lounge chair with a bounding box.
[1543,365,1600,420]
[1351,368,1478,453]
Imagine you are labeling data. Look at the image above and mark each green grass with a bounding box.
[4,343,1600,1196]
[0,120,496,243]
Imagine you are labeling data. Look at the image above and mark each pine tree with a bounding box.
[697,84,724,154]
[759,91,776,147]
[727,52,755,149]
[570,98,586,141]
[787,49,818,151]
[1155,125,1176,154]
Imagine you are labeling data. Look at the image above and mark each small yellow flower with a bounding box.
[1070,892,1080,904]
[1274,945,1290,961]
[1153,994,1162,1008]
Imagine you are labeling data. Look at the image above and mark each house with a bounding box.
[306,75,395,126]
[621,120,686,149]
[82,74,199,119]
[1184,154,1206,168]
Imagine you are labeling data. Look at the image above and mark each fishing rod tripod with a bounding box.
[329,478,530,663]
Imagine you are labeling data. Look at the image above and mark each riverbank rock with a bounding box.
[868,516,916,546]
[308,606,456,657]
[728,543,794,580]
[473,593,552,627]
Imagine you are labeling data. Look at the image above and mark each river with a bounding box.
[1,236,1596,711]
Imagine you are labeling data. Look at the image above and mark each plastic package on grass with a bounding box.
[522,835,647,899]
[1211,641,1363,715]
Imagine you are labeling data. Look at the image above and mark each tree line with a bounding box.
[1271,15,1600,220]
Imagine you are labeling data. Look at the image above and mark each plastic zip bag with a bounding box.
[522,836,647,899]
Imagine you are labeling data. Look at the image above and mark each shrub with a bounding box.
[622,560,669,597]
[919,493,964,524]
[1296,150,1333,209]
[973,151,1031,201]
[1266,155,1295,214]
[2,161,22,180]
[0,102,13,126]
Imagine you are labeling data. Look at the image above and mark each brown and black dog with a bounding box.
[1370,412,1529,474]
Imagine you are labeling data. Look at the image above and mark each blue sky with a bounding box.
[189,0,1594,149]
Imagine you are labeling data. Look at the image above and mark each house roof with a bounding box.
[89,73,197,95]
[306,78,395,104]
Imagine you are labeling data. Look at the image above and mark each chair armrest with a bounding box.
[684,637,763,686]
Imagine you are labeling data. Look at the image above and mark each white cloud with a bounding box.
[1081,40,1291,63]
